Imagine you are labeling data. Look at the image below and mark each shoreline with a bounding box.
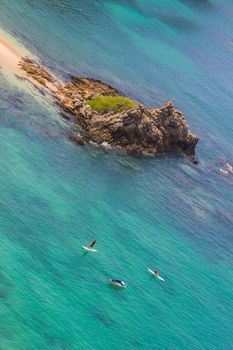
[0,29,198,160]
[0,28,34,75]
[0,37,21,73]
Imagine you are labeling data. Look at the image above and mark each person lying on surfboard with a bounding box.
[89,240,96,248]
[154,269,159,276]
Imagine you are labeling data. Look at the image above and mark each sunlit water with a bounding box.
[0,1,232,349]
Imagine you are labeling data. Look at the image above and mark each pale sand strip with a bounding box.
[0,38,21,72]
[0,28,34,75]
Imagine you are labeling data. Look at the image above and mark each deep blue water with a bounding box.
[0,1,233,349]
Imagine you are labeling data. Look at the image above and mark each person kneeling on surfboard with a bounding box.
[89,240,96,248]
[154,269,159,276]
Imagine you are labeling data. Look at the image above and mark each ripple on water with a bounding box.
[91,307,118,328]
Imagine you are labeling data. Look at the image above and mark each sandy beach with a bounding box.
[0,39,21,74]
[0,29,32,74]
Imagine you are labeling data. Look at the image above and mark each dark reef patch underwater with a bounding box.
[0,1,233,350]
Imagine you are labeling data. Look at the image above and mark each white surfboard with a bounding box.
[148,268,165,281]
[82,246,97,252]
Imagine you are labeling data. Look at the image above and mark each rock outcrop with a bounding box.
[19,57,198,159]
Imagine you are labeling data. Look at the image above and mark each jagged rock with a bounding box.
[189,156,199,165]
[67,76,118,99]
[19,59,54,85]
[69,134,85,146]
[86,102,198,156]
[19,57,198,158]
[74,98,84,110]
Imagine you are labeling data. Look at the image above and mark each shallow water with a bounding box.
[0,1,233,349]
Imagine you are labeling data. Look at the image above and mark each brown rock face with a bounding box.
[19,57,54,86]
[67,76,118,99]
[87,102,198,156]
[19,57,198,158]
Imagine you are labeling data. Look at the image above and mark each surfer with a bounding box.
[148,267,165,281]
[89,240,96,248]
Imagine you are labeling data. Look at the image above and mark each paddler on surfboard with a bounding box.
[148,267,165,281]
[89,240,96,248]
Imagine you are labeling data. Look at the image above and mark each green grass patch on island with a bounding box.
[86,95,136,114]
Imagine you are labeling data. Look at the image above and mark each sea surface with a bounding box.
[0,1,233,349]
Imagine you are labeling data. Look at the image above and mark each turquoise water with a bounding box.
[0,1,233,349]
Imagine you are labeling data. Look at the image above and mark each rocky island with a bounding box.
[19,57,198,160]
